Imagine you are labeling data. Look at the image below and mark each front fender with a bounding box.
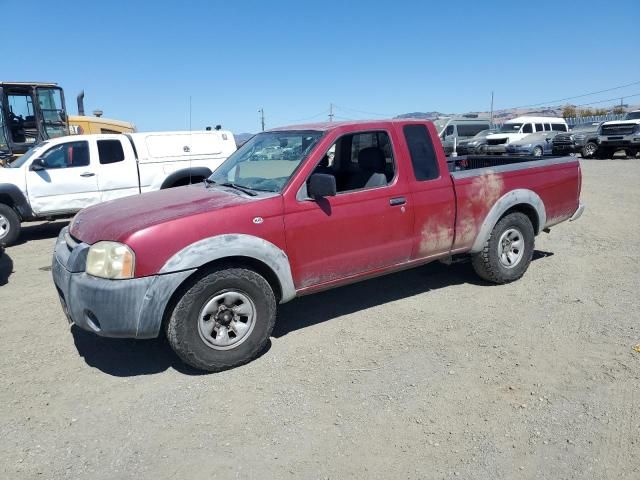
[159,233,296,303]
[0,182,33,219]
[470,189,546,253]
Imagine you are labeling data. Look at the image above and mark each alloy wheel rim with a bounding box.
[0,214,9,240]
[585,143,596,156]
[197,290,256,350]
[497,228,524,268]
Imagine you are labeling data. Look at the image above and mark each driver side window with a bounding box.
[40,141,90,169]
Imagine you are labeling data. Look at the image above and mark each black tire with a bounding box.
[166,267,277,372]
[581,142,598,159]
[625,150,637,159]
[471,212,535,284]
[0,204,21,247]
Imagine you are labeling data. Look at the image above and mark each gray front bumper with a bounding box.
[52,228,195,339]
[486,145,507,154]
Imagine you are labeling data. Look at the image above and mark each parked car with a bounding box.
[52,119,584,372]
[456,128,498,155]
[486,116,568,154]
[552,122,602,158]
[434,116,491,154]
[596,110,640,159]
[505,131,560,156]
[0,130,236,246]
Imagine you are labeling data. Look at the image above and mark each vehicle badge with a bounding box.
[253,217,264,224]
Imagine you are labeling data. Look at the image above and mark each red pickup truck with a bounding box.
[52,120,584,371]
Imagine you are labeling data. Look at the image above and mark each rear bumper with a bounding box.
[570,203,585,222]
[52,228,195,338]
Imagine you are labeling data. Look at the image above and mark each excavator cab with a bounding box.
[0,82,69,160]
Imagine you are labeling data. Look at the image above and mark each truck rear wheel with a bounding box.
[0,204,21,247]
[471,212,535,284]
[166,267,277,372]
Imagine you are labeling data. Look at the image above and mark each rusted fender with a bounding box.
[469,189,547,253]
[159,233,297,303]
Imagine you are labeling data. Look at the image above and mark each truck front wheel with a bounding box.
[471,212,535,284]
[166,267,277,372]
[0,204,21,247]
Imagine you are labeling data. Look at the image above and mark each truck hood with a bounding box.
[70,184,257,245]
[602,119,640,126]
[0,165,26,188]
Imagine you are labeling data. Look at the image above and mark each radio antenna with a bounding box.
[189,95,193,186]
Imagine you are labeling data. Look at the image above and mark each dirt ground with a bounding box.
[1,159,638,480]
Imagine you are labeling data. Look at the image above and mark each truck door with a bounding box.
[283,129,415,289]
[0,89,8,154]
[25,139,100,215]
[401,123,456,259]
[94,137,140,202]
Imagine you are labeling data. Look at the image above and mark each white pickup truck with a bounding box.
[0,130,236,246]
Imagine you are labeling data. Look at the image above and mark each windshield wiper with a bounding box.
[207,179,258,196]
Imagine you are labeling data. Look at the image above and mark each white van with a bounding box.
[486,116,568,153]
[0,129,236,245]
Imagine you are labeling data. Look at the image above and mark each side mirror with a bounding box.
[30,158,46,171]
[307,173,336,199]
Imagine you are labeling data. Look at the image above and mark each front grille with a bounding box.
[553,134,574,146]
[601,123,637,136]
[487,138,508,146]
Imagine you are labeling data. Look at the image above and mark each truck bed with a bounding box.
[447,155,574,173]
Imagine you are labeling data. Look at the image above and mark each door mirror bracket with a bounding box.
[307,173,337,199]
[30,158,46,171]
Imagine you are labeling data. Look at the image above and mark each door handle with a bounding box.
[80,172,95,177]
[389,197,406,206]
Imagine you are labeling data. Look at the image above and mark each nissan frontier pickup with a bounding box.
[52,120,584,371]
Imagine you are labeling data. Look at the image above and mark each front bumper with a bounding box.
[486,145,507,154]
[598,135,640,148]
[52,227,195,339]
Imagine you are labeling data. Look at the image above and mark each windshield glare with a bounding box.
[209,131,323,192]
[8,143,46,168]
[499,123,522,133]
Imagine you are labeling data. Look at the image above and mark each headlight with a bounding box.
[86,241,135,279]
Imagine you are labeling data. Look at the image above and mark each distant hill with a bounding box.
[234,132,254,146]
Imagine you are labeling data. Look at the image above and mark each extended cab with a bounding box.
[0,130,236,246]
[52,120,584,371]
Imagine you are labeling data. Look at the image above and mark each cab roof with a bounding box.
[269,119,433,132]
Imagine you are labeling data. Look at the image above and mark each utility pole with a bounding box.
[258,108,265,131]
[328,103,334,122]
[490,91,494,127]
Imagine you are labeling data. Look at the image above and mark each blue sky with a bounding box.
[4,0,639,133]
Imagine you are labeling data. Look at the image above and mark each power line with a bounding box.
[573,92,640,107]
[333,104,394,118]
[496,80,640,110]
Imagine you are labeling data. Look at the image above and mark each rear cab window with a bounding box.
[98,139,126,164]
[404,124,439,181]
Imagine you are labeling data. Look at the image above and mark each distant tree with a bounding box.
[593,108,608,116]
[612,105,625,114]
[562,105,577,118]
[579,108,594,117]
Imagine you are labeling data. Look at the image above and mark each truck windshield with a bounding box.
[624,111,640,120]
[36,87,68,139]
[499,123,523,133]
[208,130,323,193]
[8,142,47,168]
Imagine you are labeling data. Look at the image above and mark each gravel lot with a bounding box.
[1,159,638,480]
